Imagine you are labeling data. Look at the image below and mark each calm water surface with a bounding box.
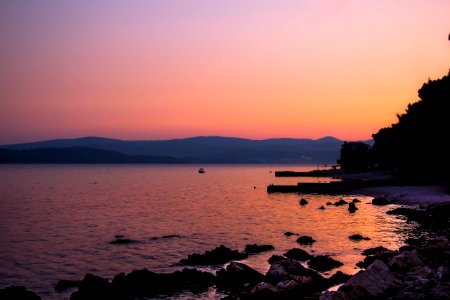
[0,165,416,299]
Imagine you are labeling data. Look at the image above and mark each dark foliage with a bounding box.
[372,72,450,184]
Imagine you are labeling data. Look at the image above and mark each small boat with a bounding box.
[198,168,205,174]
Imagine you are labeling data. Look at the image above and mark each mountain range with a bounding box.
[0,136,372,164]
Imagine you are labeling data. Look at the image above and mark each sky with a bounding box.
[1,0,449,144]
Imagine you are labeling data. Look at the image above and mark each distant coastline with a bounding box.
[0,136,372,164]
[0,147,184,164]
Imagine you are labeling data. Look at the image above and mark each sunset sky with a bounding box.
[1,0,449,144]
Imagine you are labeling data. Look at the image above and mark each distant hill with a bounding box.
[1,136,372,164]
[0,147,185,164]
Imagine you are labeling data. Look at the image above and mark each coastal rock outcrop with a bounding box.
[265,259,326,298]
[70,268,215,300]
[216,261,264,292]
[321,260,402,300]
[268,255,285,264]
[55,279,81,292]
[180,245,248,265]
[0,286,41,300]
[321,241,450,300]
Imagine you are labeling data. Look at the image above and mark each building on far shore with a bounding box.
[337,142,371,173]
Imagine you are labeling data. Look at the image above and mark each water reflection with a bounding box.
[0,165,416,299]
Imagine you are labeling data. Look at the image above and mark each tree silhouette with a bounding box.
[372,72,450,183]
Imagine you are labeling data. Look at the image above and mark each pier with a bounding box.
[267,179,414,194]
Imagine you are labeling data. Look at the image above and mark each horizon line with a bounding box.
[1,134,373,146]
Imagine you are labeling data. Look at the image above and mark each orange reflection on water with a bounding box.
[0,165,416,299]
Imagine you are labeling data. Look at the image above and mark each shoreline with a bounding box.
[2,176,449,299]
[353,185,450,205]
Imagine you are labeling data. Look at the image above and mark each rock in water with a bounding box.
[180,245,248,265]
[334,199,348,206]
[361,246,390,256]
[308,255,344,272]
[283,248,312,261]
[244,244,275,254]
[348,202,358,213]
[349,234,370,241]
[284,231,297,236]
[110,238,137,245]
[296,236,316,245]
[300,198,309,205]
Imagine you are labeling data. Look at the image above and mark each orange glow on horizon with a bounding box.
[1,1,449,144]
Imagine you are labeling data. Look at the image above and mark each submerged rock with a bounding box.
[284,231,297,237]
[308,255,344,272]
[334,199,348,206]
[110,238,137,245]
[0,286,41,300]
[352,198,361,203]
[180,245,248,265]
[348,202,358,213]
[319,205,326,210]
[283,248,312,261]
[300,198,309,205]
[296,236,316,245]
[244,244,274,254]
[349,234,370,241]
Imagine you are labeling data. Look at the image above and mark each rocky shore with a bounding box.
[1,196,449,300]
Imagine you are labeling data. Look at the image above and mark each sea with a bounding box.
[0,164,417,299]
